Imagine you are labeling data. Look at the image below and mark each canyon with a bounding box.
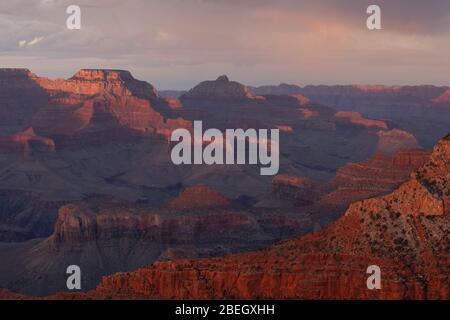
[250,84,450,148]
[0,68,448,298]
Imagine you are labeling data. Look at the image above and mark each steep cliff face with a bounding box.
[71,136,448,300]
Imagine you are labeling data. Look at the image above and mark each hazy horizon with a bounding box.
[1,0,450,90]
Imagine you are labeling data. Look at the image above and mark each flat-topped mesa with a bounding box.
[36,69,161,101]
[180,75,255,101]
[347,135,450,219]
[74,137,449,301]
[23,69,190,141]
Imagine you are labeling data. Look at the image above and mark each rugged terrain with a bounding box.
[37,135,447,300]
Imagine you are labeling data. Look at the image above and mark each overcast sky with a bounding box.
[1,0,450,89]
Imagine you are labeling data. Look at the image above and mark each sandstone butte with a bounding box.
[2,135,447,300]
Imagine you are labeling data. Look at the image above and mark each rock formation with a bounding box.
[0,69,48,133]
[376,129,420,154]
[55,135,448,300]
[36,69,160,102]
[166,185,231,211]
[27,69,190,145]
[320,148,431,208]
[0,190,62,241]
[334,111,388,129]
[0,69,448,300]
[251,84,450,148]
[180,75,254,102]
[0,127,55,154]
